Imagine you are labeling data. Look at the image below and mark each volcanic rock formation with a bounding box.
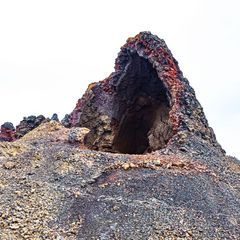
[61,114,71,128]
[51,113,59,122]
[0,32,239,239]
[0,115,51,142]
[70,32,222,155]
[15,115,49,139]
[0,122,15,142]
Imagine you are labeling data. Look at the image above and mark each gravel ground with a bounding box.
[0,122,239,239]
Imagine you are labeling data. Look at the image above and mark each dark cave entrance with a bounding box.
[112,53,173,154]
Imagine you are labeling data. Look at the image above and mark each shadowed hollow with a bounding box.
[112,53,173,154]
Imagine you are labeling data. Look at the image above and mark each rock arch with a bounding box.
[69,32,222,154]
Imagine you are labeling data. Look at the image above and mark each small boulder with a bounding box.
[61,114,71,128]
[68,127,90,144]
[51,113,59,122]
[3,161,16,170]
[0,122,15,142]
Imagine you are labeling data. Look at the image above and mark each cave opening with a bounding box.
[112,53,173,154]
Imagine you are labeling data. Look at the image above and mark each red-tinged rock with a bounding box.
[0,122,15,142]
[69,32,224,155]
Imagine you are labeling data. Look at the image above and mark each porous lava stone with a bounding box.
[69,32,223,155]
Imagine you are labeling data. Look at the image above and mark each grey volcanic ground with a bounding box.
[0,122,239,239]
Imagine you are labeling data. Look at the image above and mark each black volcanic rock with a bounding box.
[51,113,59,122]
[15,115,49,139]
[61,114,71,128]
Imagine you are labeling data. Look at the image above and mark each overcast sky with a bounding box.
[0,0,239,158]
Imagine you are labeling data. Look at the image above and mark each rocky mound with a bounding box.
[69,32,223,156]
[0,122,15,142]
[0,32,239,239]
[0,114,60,142]
[15,115,50,139]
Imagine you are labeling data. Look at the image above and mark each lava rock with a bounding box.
[51,113,59,122]
[61,114,71,128]
[0,122,239,239]
[0,32,239,240]
[0,122,15,142]
[15,115,49,139]
[69,32,224,155]
[68,127,90,144]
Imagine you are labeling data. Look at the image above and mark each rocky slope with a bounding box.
[0,32,239,239]
[0,122,239,239]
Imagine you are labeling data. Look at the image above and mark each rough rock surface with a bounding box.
[0,115,56,142]
[15,115,50,139]
[68,127,90,144]
[0,122,15,142]
[51,113,59,122]
[0,122,239,239]
[0,32,239,239]
[70,32,223,155]
[61,114,71,128]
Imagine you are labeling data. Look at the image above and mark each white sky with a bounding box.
[0,0,239,159]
